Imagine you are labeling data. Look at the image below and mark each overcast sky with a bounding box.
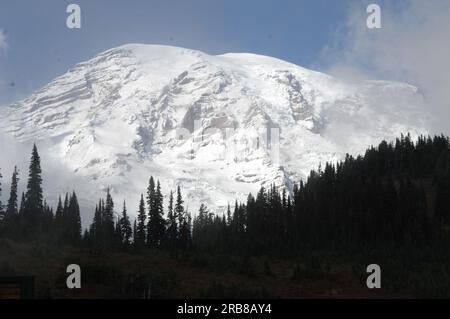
[0,0,449,133]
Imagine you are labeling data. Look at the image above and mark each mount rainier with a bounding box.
[0,44,430,222]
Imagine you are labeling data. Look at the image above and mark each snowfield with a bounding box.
[0,44,430,224]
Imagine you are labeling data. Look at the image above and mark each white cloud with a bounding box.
[319,0,450,135]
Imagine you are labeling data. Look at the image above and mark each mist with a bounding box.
[318,0,450,135]
[0,133,102,229]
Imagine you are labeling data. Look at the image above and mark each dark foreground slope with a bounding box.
[2,239,450,298]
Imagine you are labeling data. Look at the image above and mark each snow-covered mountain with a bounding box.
[0,44,430,221]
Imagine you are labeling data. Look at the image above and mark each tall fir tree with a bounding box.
[175,185,184,229]
[54,196,64,243]
[2,167,20,238]
[226,203,232,226]
[175,185,184,246]
[24,144,44,237]
[146,176,155,245]
[147,180,165,246]
[193,204,211,248]
[63,193,69,218]
[102,188,115,246]
[175,187,191,248]
[135,194,146,246]
[61,193,70,242]
[165,190,178,247]
[182,210,192,248]
[92,199,103,240]
[119,200,132,245]
[67,191,82,244]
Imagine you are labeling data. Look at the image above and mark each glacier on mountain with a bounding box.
[0,44,430,223]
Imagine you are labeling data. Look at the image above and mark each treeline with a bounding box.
[0,145,81,244]
[0,145,194,249]
[82,181,192,250]
[1,134,450,258]
[192,134,450,256]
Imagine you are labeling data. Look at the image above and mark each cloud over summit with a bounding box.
[320,0,450,135]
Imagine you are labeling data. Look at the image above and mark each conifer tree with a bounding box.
[60,193,70,242]
[147,177,155,212]
[146,177,155,245]
[193,204,211,248]
[24,144,44,237]
[67,191,82,244]
[135,194,146,246]
[92,199,103,240]
[119,201,132,245]
[175,186,185,246]
[147,180,165,246]
[226,203,232,226]
[18,192,25,216]
[175,186,184,226]
[63,193,69,222]
[54,196,64,242]
[166,190,178,247]
[180,210,192,248]
[2,167,20,238]
[102,188,115,246]
[15,192,28,239]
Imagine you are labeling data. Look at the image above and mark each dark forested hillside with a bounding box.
[1,133,450,298]
[191,133,450,256]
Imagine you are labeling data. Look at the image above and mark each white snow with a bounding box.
[0,44,431,225]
